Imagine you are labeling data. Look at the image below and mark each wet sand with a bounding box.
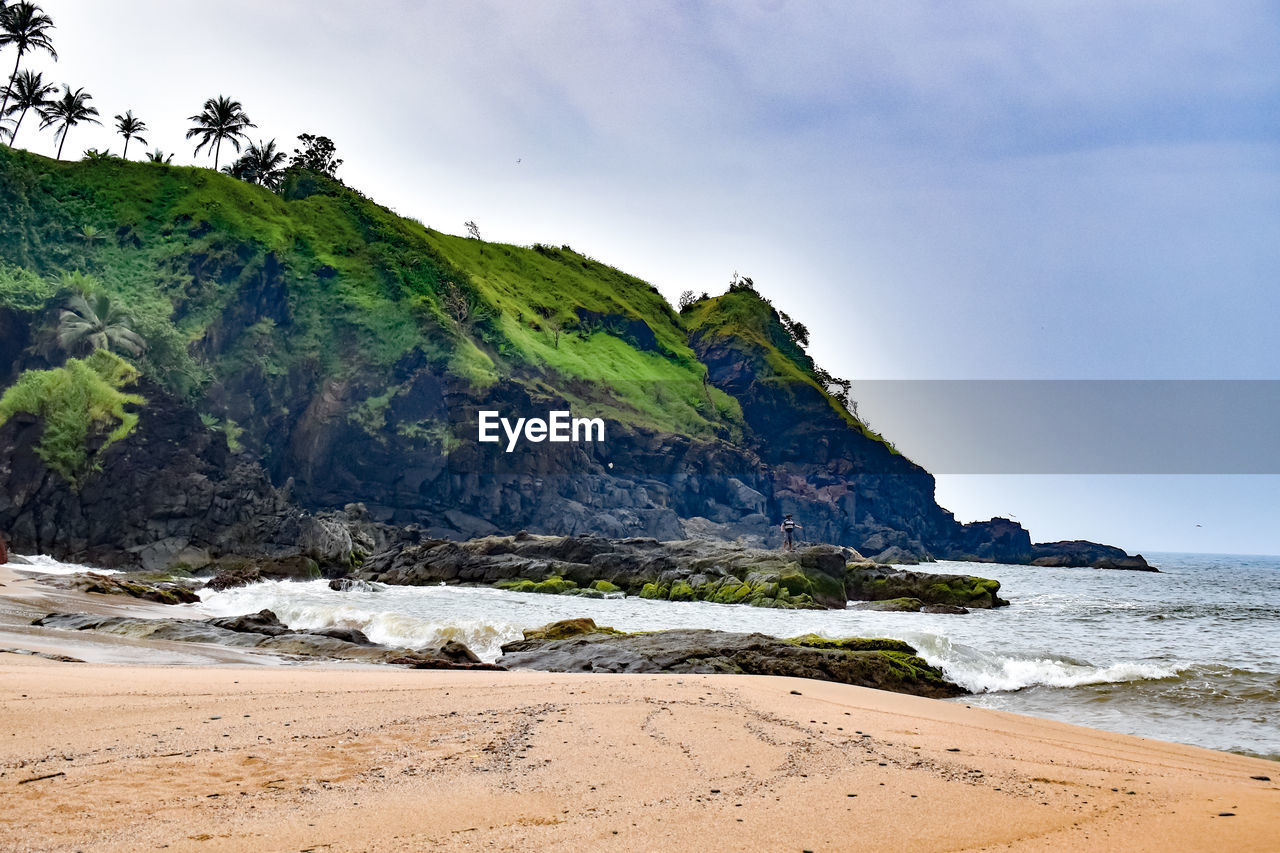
[1,564,1277,851]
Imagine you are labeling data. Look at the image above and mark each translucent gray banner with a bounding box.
[850,380,1280,474]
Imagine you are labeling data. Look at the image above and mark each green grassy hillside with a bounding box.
[0,146,741,442]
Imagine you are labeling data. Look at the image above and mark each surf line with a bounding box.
[477,410,605,452]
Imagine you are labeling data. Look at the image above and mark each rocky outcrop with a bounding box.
[0,150,1153,575]
[204,555,323,590]
[0,380,300,570]
[359,533,1005,612]
[59,572,201,605]
[360,535,853,609]
[844,562,1009,609]
[1030,541,1157,571]
[497,619,963,698]
[32,609,499,669]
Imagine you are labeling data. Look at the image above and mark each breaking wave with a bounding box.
[908,633,1184,693]
[197,580,524,661]
[5,554,120,576]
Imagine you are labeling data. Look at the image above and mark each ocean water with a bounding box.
[194,551,1280,761]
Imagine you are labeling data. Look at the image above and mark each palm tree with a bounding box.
[57,291,145,357]
[73,223,104,245]
[37,85,98,159]
[0,3,56,124]
[0,67,53,146]
[113,109,146,159]
[185,95,255,170]
[144,148,173,164]
[224,138,286,189]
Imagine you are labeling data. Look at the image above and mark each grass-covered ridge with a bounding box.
[683,288,897,451]
[0,349,144,487]
[0,146,742,441]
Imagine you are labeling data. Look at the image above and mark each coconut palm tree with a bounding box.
[0,3,56,124]
[57,291,145,357]
[185,95,255,170]
[224,137,286,189]
[144,148,173,164]
[37,84,98,159]
[113,109,146,159]
[0,67,54,146]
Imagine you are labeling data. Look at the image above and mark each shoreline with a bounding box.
[2,562,1278,850]
[3,659,1276,851]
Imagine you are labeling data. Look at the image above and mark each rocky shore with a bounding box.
[355,534,1011,612]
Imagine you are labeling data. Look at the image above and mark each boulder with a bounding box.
[498,625,964,699]
[205,555,321,590]
[207,609,293,636]
[65,572,201,605]
[845,563,1008,609]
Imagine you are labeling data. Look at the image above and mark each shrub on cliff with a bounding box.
[0,349,144,486]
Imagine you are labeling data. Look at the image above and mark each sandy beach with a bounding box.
[1,566,1277,852]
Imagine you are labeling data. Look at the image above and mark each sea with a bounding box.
[14,551,1280,761]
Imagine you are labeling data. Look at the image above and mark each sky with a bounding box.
[11,1,1280,555]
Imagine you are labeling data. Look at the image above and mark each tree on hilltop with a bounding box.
[289,133,342,177]
[225,138,287,189]
[0,2,57,124]
[0,67,53,146]
[113,109,147,159]
[186,95,255,169]
[37,85,98,160]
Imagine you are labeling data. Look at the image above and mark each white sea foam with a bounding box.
[910,633,1183,693]
[197,580,525,661]
[5,554,120,576]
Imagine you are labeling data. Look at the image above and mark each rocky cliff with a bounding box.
[0,146,1149,571]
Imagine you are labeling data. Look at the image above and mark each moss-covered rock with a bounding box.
[69,572,200,605]
[852,597,923,612]
[845,563,1008,609]
[668,579,696,601]
[498,626,965,698]
[788,634,917,655]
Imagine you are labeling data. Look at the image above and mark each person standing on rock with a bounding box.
[780,514,802,552]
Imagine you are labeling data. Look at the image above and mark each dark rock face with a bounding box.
[1030,541,1157,571]
[497,619,964,699]
[33,609,491,668]
[0,380,301,570]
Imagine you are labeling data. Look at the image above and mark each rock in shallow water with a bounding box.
[497,619,964,698]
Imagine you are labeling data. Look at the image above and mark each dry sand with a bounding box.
[0,565,1276,851]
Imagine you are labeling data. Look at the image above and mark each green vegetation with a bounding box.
[0,146,749,446]
[683,286,896,451]
[0,349,144,486]
[788,634,917,654]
